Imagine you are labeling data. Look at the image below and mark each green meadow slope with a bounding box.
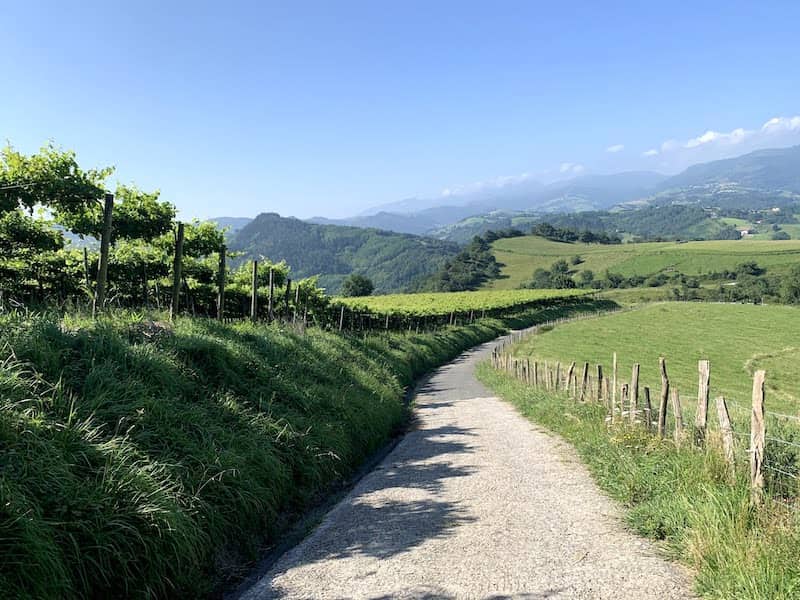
[511,302,800,413]
[486,235,800,290]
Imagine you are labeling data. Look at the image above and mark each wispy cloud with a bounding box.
[559,162,585,174]
[646,115,800,157]
[606,144,624,153]
[440,172,533,197]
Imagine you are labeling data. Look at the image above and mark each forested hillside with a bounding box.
[229,213,460,294]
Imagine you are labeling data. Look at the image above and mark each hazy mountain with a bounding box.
[229,213,459,294]
[658,145,800,192]
[320,171,664,235]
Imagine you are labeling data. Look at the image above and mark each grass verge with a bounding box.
[0,299,610,598]
[476,364,800,599]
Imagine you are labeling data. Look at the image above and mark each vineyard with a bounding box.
[337,288,590,316]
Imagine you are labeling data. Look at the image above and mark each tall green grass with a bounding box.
[477,365,800,599]
[0,299,608,598]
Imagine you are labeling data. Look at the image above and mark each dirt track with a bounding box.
[241,335,694,599]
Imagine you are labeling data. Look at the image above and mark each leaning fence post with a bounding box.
[338,305,345,331]
[750,370,766,506]
[658,357,670,438]
[695,359,711,447]
[566,362,576,395]
[630,363,640,423]
[716,396,735,481]
[579,362,589,401]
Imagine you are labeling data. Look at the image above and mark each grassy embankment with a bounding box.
[485,235,800,291]
[478,301,800,598]
[0,297,608,598]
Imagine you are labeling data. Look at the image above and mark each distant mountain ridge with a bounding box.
[228,213,459,294]
[315,145,800,239]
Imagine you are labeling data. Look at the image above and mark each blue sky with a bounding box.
[3,1,800,219]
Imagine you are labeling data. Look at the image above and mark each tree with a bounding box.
[781,265,800,304]
[340,274,374,297]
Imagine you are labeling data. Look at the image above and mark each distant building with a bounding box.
[737,227,755,237]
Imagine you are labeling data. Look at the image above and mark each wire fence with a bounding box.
[492,320,800,510]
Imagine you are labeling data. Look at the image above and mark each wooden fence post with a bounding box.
[695,360,711,447]
[217,244,226,321]
[620,384,629,418]
[579,362,589,401]
[672,388,684,446]
[658,357,670,438]
[612,352,618,413]
[643,386,652,431]
[338,305,345,331]
[630,363,640,423]
[169,221,184,321]
[555,362,562,391]
[716,396,735,481]
[750,370,766,506]
[250,260,258,321]
[93,192,114,317]
[564,360,575,393]
[596,364,603,403]
[284,278,292,319]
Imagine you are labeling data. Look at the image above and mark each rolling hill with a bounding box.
[485,234,800,290]
[228,213,460,294]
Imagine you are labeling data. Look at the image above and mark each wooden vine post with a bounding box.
[716,396,735,481]
[695,360,711,447]
[338,305,346,331]
[284,278,292,318]
[268,268,275,321]
[169,221,184,321]
[216,244,226,321]
[250,260,258,321]
[93,192,114,318]
[657,357,670,437]
[750,370,766,506]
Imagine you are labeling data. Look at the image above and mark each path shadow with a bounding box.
[263,424,479,597]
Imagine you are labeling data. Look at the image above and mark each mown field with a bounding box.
[337,288,590,316]
[486,235,800,290]
[0,296,604,598]
[511,302,800,414]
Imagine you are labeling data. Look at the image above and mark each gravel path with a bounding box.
[241,335,694,600]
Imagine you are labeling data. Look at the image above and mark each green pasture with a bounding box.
[512,302,800,414]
